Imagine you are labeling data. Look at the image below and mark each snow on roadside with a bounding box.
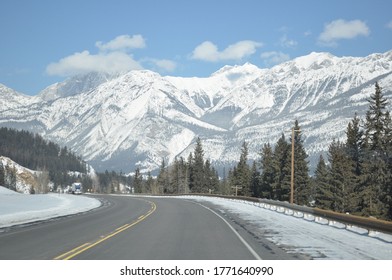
[182,196,392,260]
[0,186,101,228]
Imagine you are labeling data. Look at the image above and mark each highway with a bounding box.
[0,195,305,260]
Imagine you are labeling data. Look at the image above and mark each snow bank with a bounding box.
[182,196,392,260]
[0,186,101,228]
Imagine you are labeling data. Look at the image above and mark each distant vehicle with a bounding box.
[71,183,82,195]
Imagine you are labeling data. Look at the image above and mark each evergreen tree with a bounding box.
[365,82,389,153]
[384,111,392,218]
[272,133,291,201]
[250,161,260,197]
[259,143,274,198]
[290,120,310,205]
[313,155,333,209]
[342,113,365,213]
[328,140,357,213]
[345,113,364,176]
[204,159,219,193]
[359,157,388,217]
[359,82,391,218]
[157,158,168,194]
[232,141,251,196]
[133,167,143,193]
[169,157,189,194]
[145,171,154,194]
[189,138,207,193]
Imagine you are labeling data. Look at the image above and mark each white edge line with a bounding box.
[195,202,262,260]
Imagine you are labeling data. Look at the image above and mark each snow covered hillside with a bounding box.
[1,51,392,174]
[0,156,39,194]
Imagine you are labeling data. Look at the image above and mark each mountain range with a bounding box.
[1,50,392,174]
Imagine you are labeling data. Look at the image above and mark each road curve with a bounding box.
[0,195,302,260]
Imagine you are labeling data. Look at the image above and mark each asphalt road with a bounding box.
[0,195,305,260]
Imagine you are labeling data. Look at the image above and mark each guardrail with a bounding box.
[179,193,392,235]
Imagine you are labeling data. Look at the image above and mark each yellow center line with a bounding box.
[116,224,130,231]
[54,199,156,260]
[53,242,91,260]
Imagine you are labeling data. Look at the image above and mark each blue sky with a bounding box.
[1,0,392,95]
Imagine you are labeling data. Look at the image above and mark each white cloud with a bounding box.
[280,34,298,48]
[387,20,392,30]
[95,34,146,52]
[191,40,263,62]
[46,35,147,76]
[318,19,370,46]
[261,51,290,66]
[46,50,143,76]
[148,59,177,72]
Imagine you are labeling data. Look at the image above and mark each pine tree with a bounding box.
[250,161,260,197]
[272,133,291,201]
[133,167,143,193]
[359,157,388,217]
[365,82,389,153]
[232,141,251,196]
[313,155,333,209]
[157,158,168,194]
[259,143,274,198]
[345,113,364,176]
[360,82,390,218]
[189,138,207,193]
[328,140,358,213]
[328,140,346,212]
[343,113,365,213]
[384,111,392,219]
[145,171,154,194]
[204,159,219,193]
[290,120,310,205]
[170,156,188,194]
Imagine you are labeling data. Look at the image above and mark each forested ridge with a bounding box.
[0,128,89,191]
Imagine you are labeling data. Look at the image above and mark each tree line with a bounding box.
[236,82,391,220]
[312,82,391,219]
[134,82,391,220]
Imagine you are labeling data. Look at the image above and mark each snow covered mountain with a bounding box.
[1,51,392,174]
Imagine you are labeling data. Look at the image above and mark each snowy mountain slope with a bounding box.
[0,84,39,112]
[205,51,392,129]
[1,51,391,174]
[166,63,266,110]
[38,72,117,101]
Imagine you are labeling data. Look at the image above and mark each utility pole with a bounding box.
[290,127,301,204]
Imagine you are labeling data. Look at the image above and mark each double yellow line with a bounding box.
[54,199,156,260]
